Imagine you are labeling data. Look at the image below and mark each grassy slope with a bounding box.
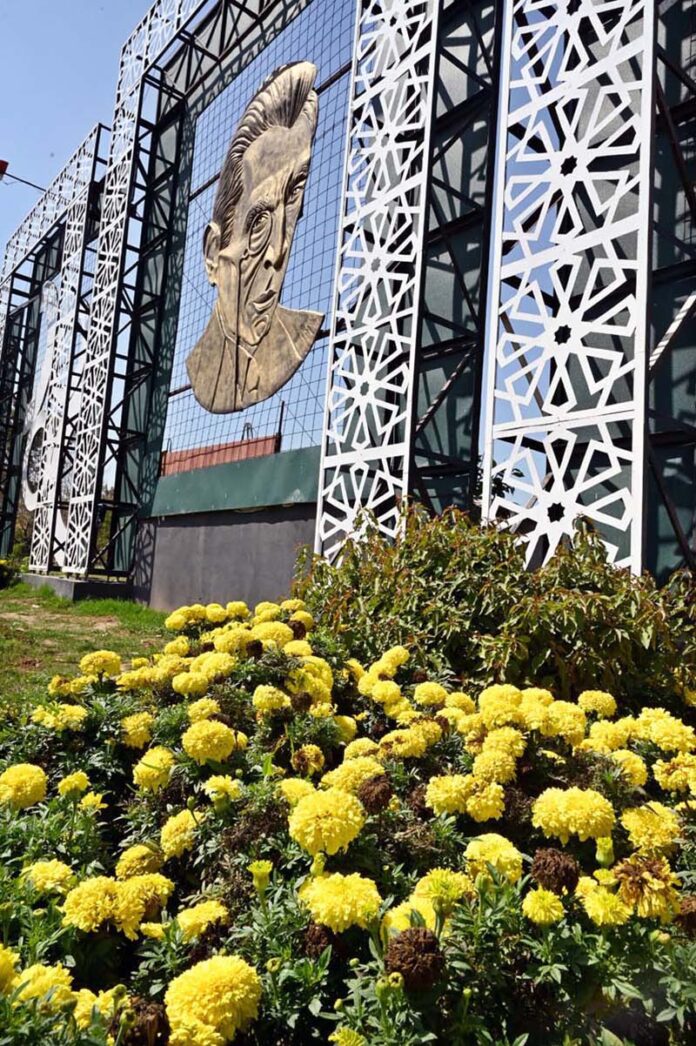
[0,583,167,718]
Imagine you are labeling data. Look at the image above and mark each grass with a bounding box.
[0,582,167,717]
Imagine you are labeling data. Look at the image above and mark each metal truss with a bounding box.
[315,0,442,559]
[0,127,103,560]
[409,0,501,514]
[480,0,656,572]
[645,1,696,576]
[63,0,314,576]
[63,0,211,575]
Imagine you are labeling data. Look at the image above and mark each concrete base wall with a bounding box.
[136,504,315,611]
[21,573,133,602]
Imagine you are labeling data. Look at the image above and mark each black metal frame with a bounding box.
[646,3,696,576]
[88,0,317,576]
[409,0,502,515]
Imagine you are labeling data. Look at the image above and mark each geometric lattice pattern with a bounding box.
[481,0,655,570]
[63,0,209,575]
[315,0,441,559]
[29,142,100,571]
[0,127,100,568]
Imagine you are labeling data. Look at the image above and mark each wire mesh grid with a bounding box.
[161,0,355,468]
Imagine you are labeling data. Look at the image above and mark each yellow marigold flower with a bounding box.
[172,671,209,698]
[116,667,156,691]
[453,711,487,741]
[280,598,306,612]
[575,875,599,899]
[614,854,681,922]
[251,621,294,649]
[518,694,551,731]
[344,658,365,682]
[177,900,228,940]
[226,601,250,619]
[0,942,19,994]
[425,773,471,815]
[288,788,365,856]
[115,844,163,879]
[47,675,71,697]
[581,719,632,753]
[203,775,243,804]
[466,780,506,822]
[472,749,517,785]
[290,610,314,631]
[63,876,119,932]
[334,715,357,748]
[653,753,696,793]
[252,684,291,713]
[371,680,402,708]
[164,635,190,656]
[254,600,281,619]
[522,887,564,925]
[165,955,262,1045]
[248,860,273,894]
[161,809,201,860]
[635,708,696,753]
[205,603,228,624]
[23,859,74,893]
[187,697,221,722]
[381,896,437,940]
[532,787,615,844]
[578,690,617,718]
[611,750,648,788]
[521,687,554,706]
[299,872,381,932]
[79,649,121,677]
[57,770,90,797]
[284,639,313,657]
[309,701,335,719]
[133,747,175,791]
[189,651,236,683]
[73,987,123,1029]
[596,837,615,867]
[80,791,107,812]
[478,685,523,728]
[321,756,385,794]
[182,720,239,765]
[329,1029,367,1046]
[344,738,380,761]
[376,646,410,677]
[140,922,165,940]
[482,726,527,759]
[121,711,155,749]
[621,802,681,853]
[411,717,443,746]
[55,704,89,730]
[16,963,74,1011]
[114,873,174,939]
[165,610,188,631]
[278,777,315,806]
[214,627,250,655]
[413,681,448,708]
[412,868,475,915]
[0,763,47,809]
[445,691,476,713]
[292,744,325,776]
[131,657,151,670]
[379,727,428,759]
[541,701,587,746]
[582,887,631,926]
[465,833,523,883]
[357,671,379,697]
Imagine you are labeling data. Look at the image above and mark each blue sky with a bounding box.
[0,0,146,250]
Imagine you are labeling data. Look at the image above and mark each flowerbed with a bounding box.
[0,594,695,1044]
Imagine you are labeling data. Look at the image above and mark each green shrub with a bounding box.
[295,509,696,710]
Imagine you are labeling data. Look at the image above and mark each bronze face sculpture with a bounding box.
[186,61,324,414]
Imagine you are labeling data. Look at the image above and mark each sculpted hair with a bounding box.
[212,61,318,249]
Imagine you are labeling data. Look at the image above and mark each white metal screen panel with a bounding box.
[481,0,655,570]
[315,0,441,560]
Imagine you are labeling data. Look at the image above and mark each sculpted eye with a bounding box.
[287,179,305,204]
[248,210,272,252]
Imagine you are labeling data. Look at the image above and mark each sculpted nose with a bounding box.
[266,207,286,270]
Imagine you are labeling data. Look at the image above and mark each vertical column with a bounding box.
[481,0,655,570]
[315,0,441,560]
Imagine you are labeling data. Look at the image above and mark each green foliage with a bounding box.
[295,508,696,707]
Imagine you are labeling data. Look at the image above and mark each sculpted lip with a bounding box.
[253,289,276,311]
